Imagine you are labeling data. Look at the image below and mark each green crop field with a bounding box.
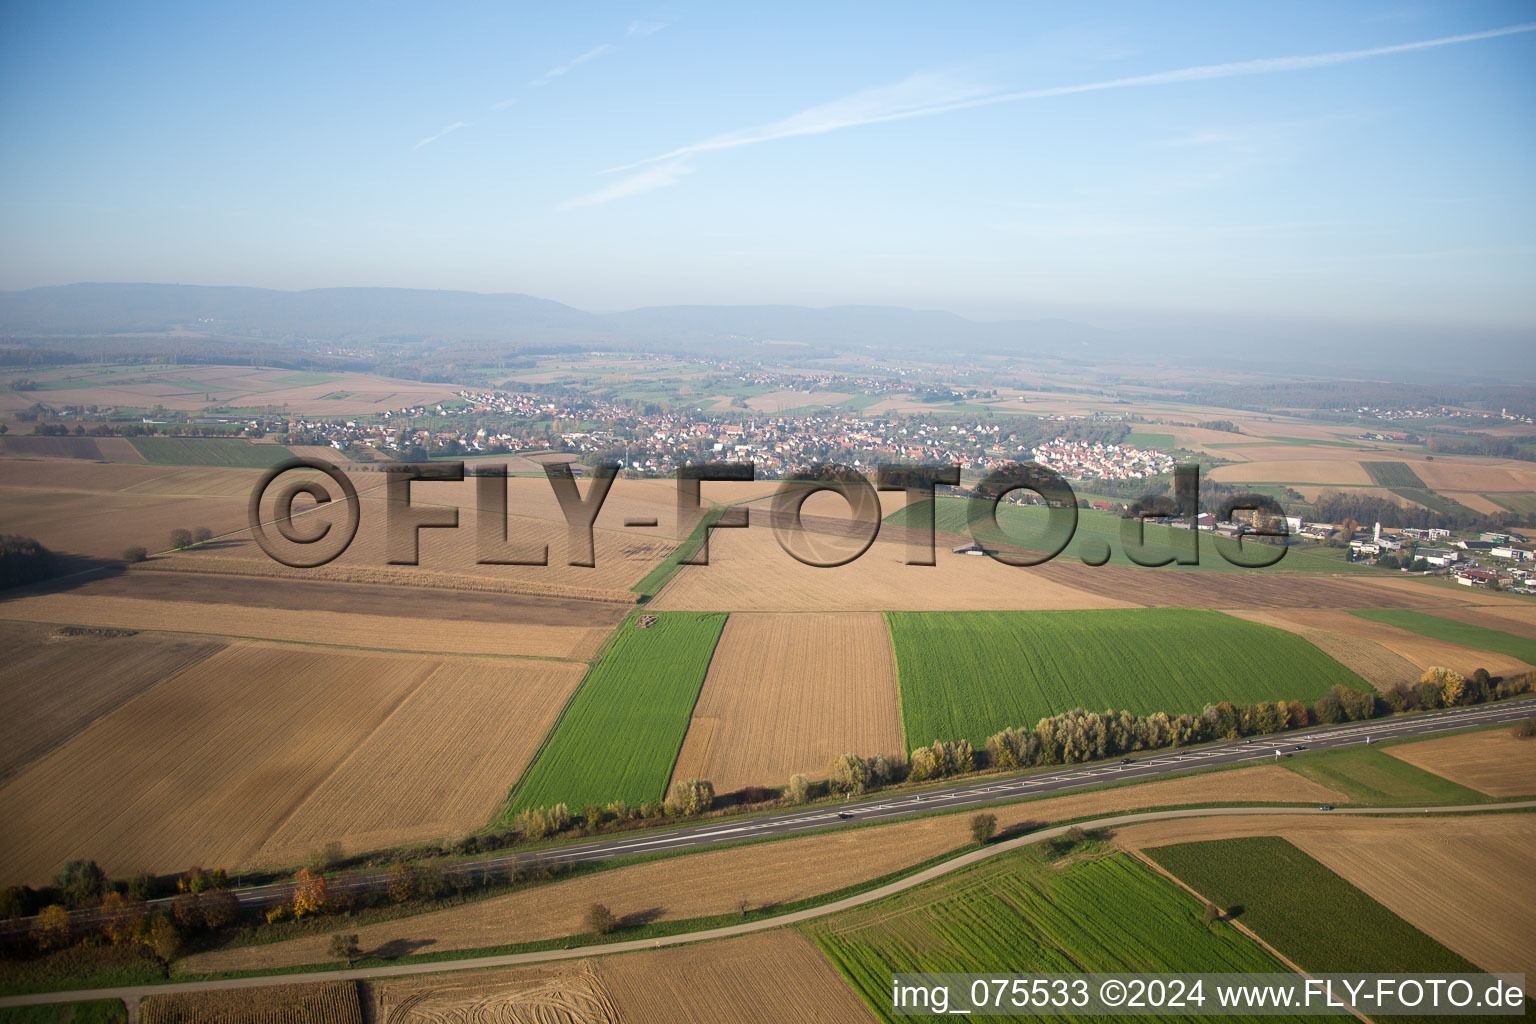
[507,611,726,812]
[127,437,296,468]
[1487,492,1536,516]
[886,497,1372,574]
[1146,837,1482,973]
[807,844,1287,1024]
[1362,461,1428,488]
[1124,431,1175,449]
[1350,609,1536,666]
[887,609,1366,749]
[1282,745,1490,806]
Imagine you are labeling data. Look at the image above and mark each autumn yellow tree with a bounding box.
[292,868,327,918]
[32,904,69,951]
[1422,667,1465,707]
[100,891,147,945]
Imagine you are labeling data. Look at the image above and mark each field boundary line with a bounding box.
[5,803,1530,1010]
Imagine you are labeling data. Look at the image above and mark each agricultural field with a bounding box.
[0,435,144,461]
[0,622,224,782]
[886,497,1377,575]
[669,613,904,793]
[1222,609,1421,691]
[652,525,1136,613]
[1281,745,1490,806]
[0,1000,126,1024]
[1384,727,1536,797]
[363,931,875,1024]
[1128,813,1536,978]
[127,436,295,468]
[0,642,587,883]
[887,609,1367,749]
[806,846,1286,1024]
[140,981,361,1024]
[1144,836,1485,974]
[0,569,621,659]
[1208,458,1372,486]
[1361,461,1427,488]
[1350,609,1536,666]
[1234,607,1531,679]
[508,612,728,812]
[178,765,1342,975]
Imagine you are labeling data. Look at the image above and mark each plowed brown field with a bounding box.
[1120,812,1536,977]
[1384,728,1536,797]
[178,765,1345,974]
[669,613,903,792]
[0,643,587,882]
[0,622,224,782]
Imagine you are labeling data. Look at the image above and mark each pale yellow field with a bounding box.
[0,642,588,883]
[1121,812,1536,977]
[1443,491,1507,515]
[363,931,874,1024]
[1413,459,1536,493]
[1208,459,1372,485]
[178,765,1344,974]
[652,526,1137,612]
[669,613,903,793]
[745,390,853,412]
[1385,728,1536,797]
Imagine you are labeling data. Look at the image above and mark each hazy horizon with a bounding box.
[2,2,1534,335]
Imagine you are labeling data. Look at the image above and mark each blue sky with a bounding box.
[1,1,1533,333]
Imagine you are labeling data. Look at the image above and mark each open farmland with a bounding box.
[509,612,727,812]
[0,570,620,659]
[669,613,903,793]
[806,847,1285,1024]
[1384,727,1536,797]
[141,981,361,1024]
[1222,609,1422,690]
[1208,458,1373,486]
[652,523,1136,612]
[887,609,1366,749]
[1282,744,1489,805]
[1361,461,1428,488]
[178,765,1342,975]
[1230,607,1531,679]
[1145,836,1485,975]
[886,497,1376,575]
[127,436,295,467]
[0,622,224,781]
[0,435,144,461]
[363,931,874,1024]
[0,643,588,882]
[1125,814,1536,978]
[1350,609,1536,666]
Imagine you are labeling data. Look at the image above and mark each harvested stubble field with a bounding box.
[510,612,728,812]
[1232,607,1531,679]
[1222,609,1421,691]
[1140,825,1532,976]
[1384,728,1536,797]
[888,609,1367,749]
[178,765,1344,974]
[807,847,1284,1024]
[0,642,589,882]
[140,981,362,1024]
[1412,457,1536,493]
[1208,458,1373,485]
[0,622,224,782]
[363,931,873,1024]
[744,390,853,412]
[668,613,904,793]
[0,571,617,659]
[651,526,1136,612]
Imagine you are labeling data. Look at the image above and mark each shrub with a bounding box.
[1202,902,1221,924]
[386,863,418,903]
[168,528,193,550]
[827,753,871,796]
[785,774,811,805]
[122,545,148,564]
[665,778,715,816]
[192,526,213,545]
[200,889,240,928]
[1514,717,1536,739]
[970,813,997,845]
[55,859,106,907]
[328,933,360,965]
[32,904,70,951]
[586,902,618,935]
